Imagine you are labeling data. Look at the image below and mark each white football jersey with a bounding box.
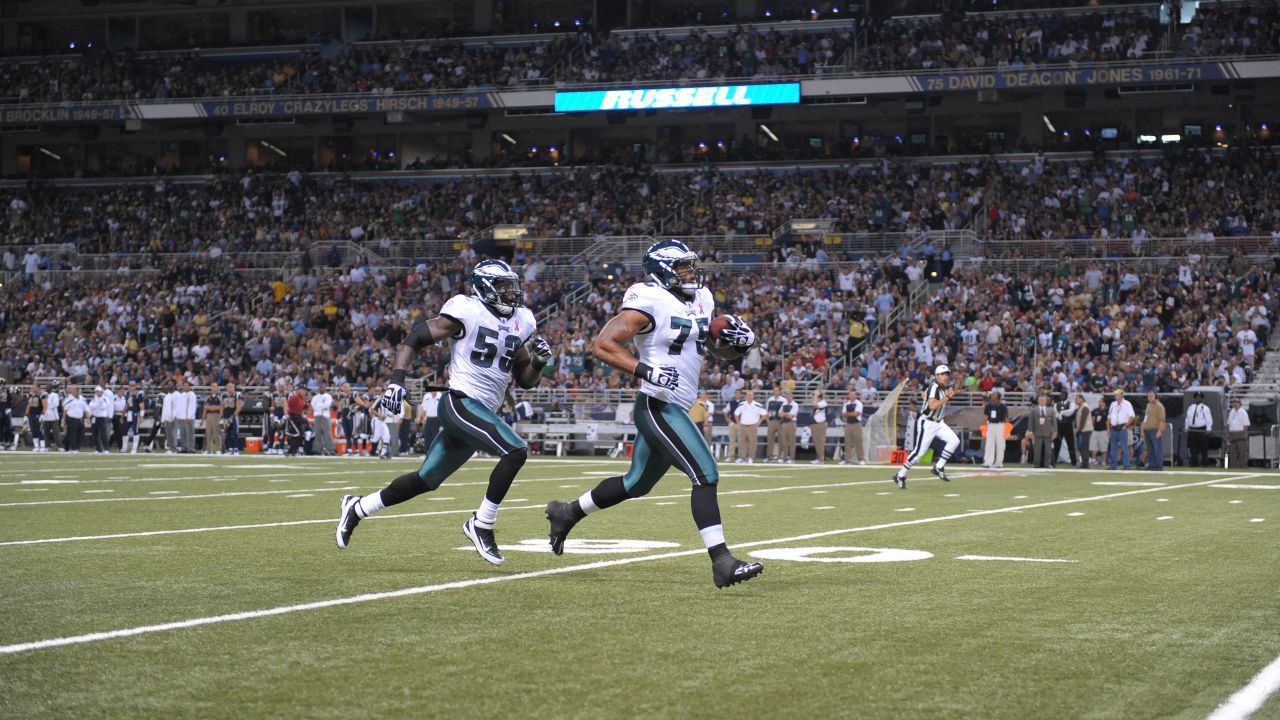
[40,391,60,421]
[622,282,714,410]
[440,294,536,412]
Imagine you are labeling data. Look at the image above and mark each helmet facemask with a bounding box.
[668,257,705,298]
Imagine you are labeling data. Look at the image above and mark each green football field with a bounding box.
[1,452,1278,720]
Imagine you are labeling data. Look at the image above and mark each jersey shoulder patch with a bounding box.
[621,282,661,311]
[440,294,477,319]
[440,295,479,337]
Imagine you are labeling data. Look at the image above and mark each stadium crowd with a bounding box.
[4,2,1277,104]
[847,257,1275,401]
[856,9,1161,72]
[5,150,1278,264]
[4,235,1271,400]
[0,166,671,255]
[980,146,1280,251]
[0,25,849,104]
[0,231,1274,467]
[856,2,1277,72]
[558,27,850,82]
[1177,0,1280,58]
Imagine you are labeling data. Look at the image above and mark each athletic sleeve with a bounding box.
[438,295,471,339]
[620,283,656,334]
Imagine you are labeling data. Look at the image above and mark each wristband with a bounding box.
[390,369,407,387]
[633,362,652,380]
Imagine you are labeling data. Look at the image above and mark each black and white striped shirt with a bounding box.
[922,382,948,422]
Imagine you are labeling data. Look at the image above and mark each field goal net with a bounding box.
[863,381,908,464]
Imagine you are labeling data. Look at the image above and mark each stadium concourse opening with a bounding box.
[1,0,1280,716]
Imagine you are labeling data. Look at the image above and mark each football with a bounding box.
[707,314,748,360]
[709,314,732,339]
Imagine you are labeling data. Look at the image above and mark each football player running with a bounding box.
[335,259,552,565]
[892,364,961,489]
[544,240,763,588]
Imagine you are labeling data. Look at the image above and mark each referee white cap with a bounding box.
[935,365,951,375]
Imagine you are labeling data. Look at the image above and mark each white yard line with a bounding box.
[1210,484,1280,490]
[1206,652,1280,720]
[0,478,907,546]
[0,487,360,508]
[0,475,907,510]
[0,470,368,485]
[955,555,1077,563]
[0,473,1257,656]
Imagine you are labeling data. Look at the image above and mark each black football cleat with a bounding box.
[931,464,950,482]
[335,494,361,549]
[462,514,504,565]
[545,500,579,556]
[892,473,907,490]
[713,554,764,588]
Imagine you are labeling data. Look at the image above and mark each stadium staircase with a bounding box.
[1235,331,1280,405]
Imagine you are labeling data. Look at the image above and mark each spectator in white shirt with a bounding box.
[176,382,198,453]
[1106,389,1136,470]
[160,387,178,453]
[1226,398,1250,469]
[1236,328,1258,365]
[88,386,114,453]
[311,383,335,456]
[733,390,767,464]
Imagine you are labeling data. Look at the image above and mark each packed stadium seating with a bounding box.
[1,0,1278,454]
[3,2,1277,104]
[5,149,1278,258]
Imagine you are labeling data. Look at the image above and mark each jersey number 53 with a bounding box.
[471,327,521,371]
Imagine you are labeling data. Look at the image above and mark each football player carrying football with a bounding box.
[544,240,763,588]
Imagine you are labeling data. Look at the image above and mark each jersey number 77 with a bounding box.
[669,317,708,356]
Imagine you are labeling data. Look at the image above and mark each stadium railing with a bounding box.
[971,235,1278,260]
[28,380,1265,413]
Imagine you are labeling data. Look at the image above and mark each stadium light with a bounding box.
[1161,134,1182,144]
[759,124,779,142]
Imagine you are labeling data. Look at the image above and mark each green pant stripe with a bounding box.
[439,392,525,456]
[417,393,524,489]
[623,395,719,496]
